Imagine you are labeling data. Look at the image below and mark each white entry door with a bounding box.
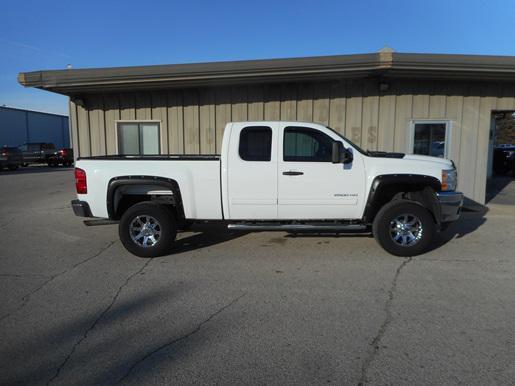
[277,124,365,220]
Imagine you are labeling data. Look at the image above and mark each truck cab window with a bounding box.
[283,127,333,162]
[239,126,272,161]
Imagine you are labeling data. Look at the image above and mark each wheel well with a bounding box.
[107,176,185,221]
[363,176,441,224]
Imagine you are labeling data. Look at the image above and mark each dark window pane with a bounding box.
[413,123,447,157]
[283,127,333,162]
[414,124,431,155]
[239,126,272,161]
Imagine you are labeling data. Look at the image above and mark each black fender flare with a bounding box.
[362,174,442,224]
[106,176,184,220]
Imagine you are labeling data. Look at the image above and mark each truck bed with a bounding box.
[76,156,222,219]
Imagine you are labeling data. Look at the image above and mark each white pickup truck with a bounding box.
[72,121,463,257]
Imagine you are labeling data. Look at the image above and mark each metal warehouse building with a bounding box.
[18,49,515,204]
[0,106,70,148]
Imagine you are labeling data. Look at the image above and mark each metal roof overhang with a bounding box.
[17,52,515,95]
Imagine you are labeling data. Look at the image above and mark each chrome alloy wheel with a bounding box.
[389,213,423,247]
[129,215,162,248]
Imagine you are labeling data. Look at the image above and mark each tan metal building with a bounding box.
[18,49,515,204]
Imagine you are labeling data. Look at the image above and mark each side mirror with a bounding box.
[332,141,344,163]
[332,142,353,164]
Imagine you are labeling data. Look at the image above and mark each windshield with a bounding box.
[324,126,367,155]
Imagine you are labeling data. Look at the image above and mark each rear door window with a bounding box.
[239,126,272,161]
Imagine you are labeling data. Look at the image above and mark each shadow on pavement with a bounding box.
[0,284,238,385]
[173,204,488,254]
[486,175,515,205]
[285,231,372,239]
[428,201,488,252]
[172,224,249,254]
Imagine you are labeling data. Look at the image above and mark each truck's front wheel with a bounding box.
[119,202,177,257]
[372,200,435,257]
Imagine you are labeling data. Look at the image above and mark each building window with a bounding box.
[411,121,450,158]
[283,126,333,162]
[117,122,160,155]
[239,126,272,161]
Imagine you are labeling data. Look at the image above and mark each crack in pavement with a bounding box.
[0,217,13,230]
[46,258,154,386]
[0,240,117,323]
[0,273,51,278]
[114,292,248,385]
[358,257,412,386]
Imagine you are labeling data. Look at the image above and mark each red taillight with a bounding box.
[75,168,87,194]
[1,152,7,157]
[59,149,66,156]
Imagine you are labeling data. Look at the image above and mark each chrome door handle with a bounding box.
[282,171,304,176]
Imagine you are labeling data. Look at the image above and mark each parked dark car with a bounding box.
[47,148,74,167]
[0,146,24,171]
[493,144,515,175]
[18,142,56,165]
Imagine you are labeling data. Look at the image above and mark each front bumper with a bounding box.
[436,191,463,223]
[71,199,93,217]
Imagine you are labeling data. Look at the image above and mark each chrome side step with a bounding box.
[227,223,368,232]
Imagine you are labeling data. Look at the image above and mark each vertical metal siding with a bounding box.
[0,108,28,146]
[151,91,169,155]
[0,107,70,148]
[70,79,515,204]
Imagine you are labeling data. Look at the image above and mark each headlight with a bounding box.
[442,168,457,191]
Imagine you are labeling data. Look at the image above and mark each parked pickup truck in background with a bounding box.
[72,121,463,257]
[18,142,56,165]
[48,148,74,167]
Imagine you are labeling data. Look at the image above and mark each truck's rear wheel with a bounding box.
[119,202,177,257]
[373,200,435,257]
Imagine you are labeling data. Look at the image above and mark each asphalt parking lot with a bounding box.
[1,167,514,385]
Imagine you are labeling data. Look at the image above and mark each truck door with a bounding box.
[277,123,365,219]
[26,144,39,163]
[226,123,279,219]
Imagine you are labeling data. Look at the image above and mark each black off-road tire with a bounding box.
[372,199,435,257]
[119,202,177,258]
